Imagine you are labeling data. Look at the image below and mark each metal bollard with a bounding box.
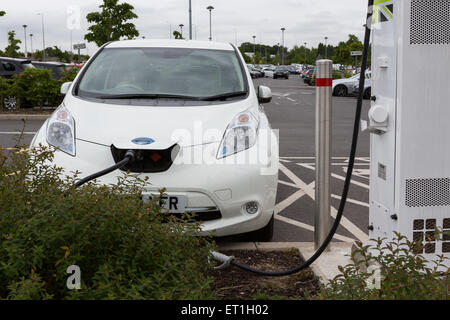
[315,59,333,251]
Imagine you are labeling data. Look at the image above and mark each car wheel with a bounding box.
[243,214,274,242]
[3,96,18,110]
[364,88,371,100]
[334,85,348,97]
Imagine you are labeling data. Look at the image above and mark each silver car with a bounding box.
[332,71,371,97]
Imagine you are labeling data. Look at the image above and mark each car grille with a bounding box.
[111,144,180,173]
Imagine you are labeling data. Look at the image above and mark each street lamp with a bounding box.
[29,34,34,56]
[37,13,45,61]
[179,24,184,38]
[189,0,192,40]
[325,36,328,58]
[22,25,28,58]
[281,27,286,65]
[207,6,214,41]
[304,42,307,64]
[252,35,256,64]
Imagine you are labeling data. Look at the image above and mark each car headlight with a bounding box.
[217,110,259,159]
[46,104,76,156]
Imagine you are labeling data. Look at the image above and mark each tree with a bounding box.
[5,31,22,58]
[84,0,139,47]
[172,31,183,40]
[0,11,6,17]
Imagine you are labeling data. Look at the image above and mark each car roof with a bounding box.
[32,61,65,67]
[0,57,32,64]
[106,39,235,51]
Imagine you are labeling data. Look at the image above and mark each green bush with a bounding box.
[0,145,216,299]
[12,68,62,109]
[317,233,450,300]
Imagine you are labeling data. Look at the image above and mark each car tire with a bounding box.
[243,214,274,242]
[334,85,348,97]
[3,96,18,111]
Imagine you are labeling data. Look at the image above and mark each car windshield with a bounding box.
[77,47,247,100]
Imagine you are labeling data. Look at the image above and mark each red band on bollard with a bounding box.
[316,78,332,87]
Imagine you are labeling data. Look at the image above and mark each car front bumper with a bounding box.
[31,126,279,237]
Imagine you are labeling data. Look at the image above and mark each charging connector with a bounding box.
[74,149,137,189]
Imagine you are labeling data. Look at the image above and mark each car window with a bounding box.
[2,63,15,72]
[77,47,247,99]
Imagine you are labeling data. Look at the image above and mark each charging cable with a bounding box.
[211,0,374,276]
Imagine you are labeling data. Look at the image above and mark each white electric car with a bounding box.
[30,40,279,241]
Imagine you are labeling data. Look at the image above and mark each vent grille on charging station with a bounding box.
[410,0,450,45]
[406,178,450,207]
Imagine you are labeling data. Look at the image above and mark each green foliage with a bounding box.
[0,146,216,299]
[60,68,80,83]
[0,11,5,17]
[317,233,450,300]
[84,0,139,47]
[172,31,184,40]
[12,68,62,109]
[0,67,81,110]
[4,31,22,58]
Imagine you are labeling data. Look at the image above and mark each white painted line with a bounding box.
[298,163,370,190]
[0,132,36,135]
[275,215,355,243]
[331,194,369,208]
[275,188,307,215]
[279,162,368,243]
[286,98,296,102]
[278,180,300,188]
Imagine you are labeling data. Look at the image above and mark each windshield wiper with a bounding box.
[97,94,202,100]
[200,91,248,101]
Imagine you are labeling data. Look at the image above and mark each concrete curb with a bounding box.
[218,241,355,284]
[0,114,50,121]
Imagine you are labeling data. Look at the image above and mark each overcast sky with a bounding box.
[0,0,368,55]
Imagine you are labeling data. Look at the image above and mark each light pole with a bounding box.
[281,27,286,65]
[38,13,45,61]
[189,0,192,40]
[304,42,307,64]
[252,35,256,64]
[207,6,214,41]
[22,25,28,58]
[179,24,184,38]
[29,34,33,56]
[324,36,328,58]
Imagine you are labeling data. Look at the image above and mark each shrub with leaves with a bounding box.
[317,233,450,300]
[0,144,215,299]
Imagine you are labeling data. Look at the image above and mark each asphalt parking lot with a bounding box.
[0,75,371,243]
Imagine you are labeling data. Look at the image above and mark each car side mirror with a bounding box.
[258,85,272,104]
[60,82,72,96]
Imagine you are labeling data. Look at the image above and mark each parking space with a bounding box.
[0,75,371,243]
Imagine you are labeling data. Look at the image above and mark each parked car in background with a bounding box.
[0,57,36,110]
[0,57,34,78]
[64,63,83,71]
[353,79,372,99]
[332,71,371,97]
[32,61,66,80]
[273,66,289,79]
[303,69,315,85]
[262,67,275,78]
[249,67,264,79]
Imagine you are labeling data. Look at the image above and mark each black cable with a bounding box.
[74,150,136,189]
[228,0,374,276]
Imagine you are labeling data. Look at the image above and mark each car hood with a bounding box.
[332,78,357,86]
[64,95,255,150]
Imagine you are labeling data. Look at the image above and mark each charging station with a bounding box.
[367,0,450,265]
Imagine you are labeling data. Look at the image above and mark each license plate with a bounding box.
[145,194,187,214]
